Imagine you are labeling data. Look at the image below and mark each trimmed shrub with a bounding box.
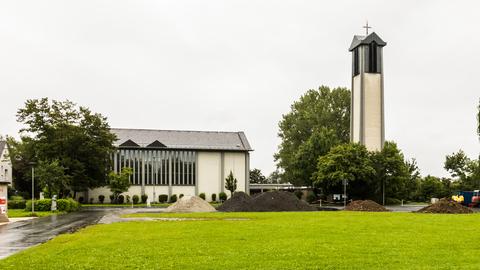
[10,195,24,201]
[25,199,52,212]
[109,194,114,203]
[219,192,227,202]
[89,198,94,204]
[211,193,217,202]
[8,200,26,209]
[78,197,84,204]
[98,195,105,204]
[306,191,317,204]
[141,194,148,203]
[179,194,184,199]
[294,190,303,200]
[57,198,80,212]
[158,194,168,203]
[126,195,131,203]
[199,193,206,200]
[118,195,125,204]
[132,195,140,204]
[170,194,177,203]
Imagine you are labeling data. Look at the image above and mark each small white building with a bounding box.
[0,141,13,185]
[86,128,252,203]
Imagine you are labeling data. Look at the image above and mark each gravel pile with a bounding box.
[217,192,252,212]
[218,191,316,212]
[417,198,473,214]
[166,196,216,213]
[345,200,389,212]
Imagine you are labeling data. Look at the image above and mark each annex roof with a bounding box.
[111,128,253,151]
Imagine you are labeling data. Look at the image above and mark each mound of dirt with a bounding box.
[416,198,473,214]
[248,191,316,212]
[166,196,216,213]
[217,192,252,212]
[345,200,389,212]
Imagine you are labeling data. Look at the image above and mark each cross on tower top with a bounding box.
[363,21,372,35]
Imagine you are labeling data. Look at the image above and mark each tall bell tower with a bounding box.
[349,25,386,151]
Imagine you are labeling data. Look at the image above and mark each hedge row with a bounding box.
[25,198,80,212]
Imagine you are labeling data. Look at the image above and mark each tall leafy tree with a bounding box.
[249,168,267,184]
[35,160,70,198]
[108,167,133,203]
[444,150,479,190]
[275,86,350,186]
[13,98,117,197]
[314,143,376,199]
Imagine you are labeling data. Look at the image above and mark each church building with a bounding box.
[86,128,252,203]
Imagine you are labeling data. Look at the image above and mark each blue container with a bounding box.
[459,191,474,205]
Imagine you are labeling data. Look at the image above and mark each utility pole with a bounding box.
[29,162,36,214]
[343,179,348,209]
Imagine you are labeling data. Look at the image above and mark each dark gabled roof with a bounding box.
[111,128,253,151]
[147,140,167,148]
[0,141,5,156]
[349,32,387,51]
[119,139,140,147]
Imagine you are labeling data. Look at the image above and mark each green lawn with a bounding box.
[81,202,222,208]
[7,209,65,218]
[1,211,480,269]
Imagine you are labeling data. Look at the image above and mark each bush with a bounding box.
[211,193,217,202]
[25,199,52,211]
[56,198,80,212]
[219,192,227,202]
[141,194,148,203]
[109,194,114,203]
[10,195,24,201]
[132,195,140,204]
[118,195,125,204]
[78,197,84,204]
[98,195,105,204]
[8,200,26,209]
[158,194,168,203]
[199,193,206,200]
[179,194,184,199]
[306,191,317,204]
[126,195,131,203]
[294,190,303,200]
[170,194,177,203]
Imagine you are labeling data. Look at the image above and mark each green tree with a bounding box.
[14,98,117,197]
[108,167,133,203]
[370,141,410,204]
[35,160,71,198]
[314,143,375,199]
[275,86,350,186]
[249,168,267,184]
[403,159,421,201]
[267,169,286,184]
[477,99,480,141]
[225,171,237,197]
[444,150,479,190]
[417,175,450,201]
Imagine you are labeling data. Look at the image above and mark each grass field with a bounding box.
[7,209,65,218]
[1,211,480,269]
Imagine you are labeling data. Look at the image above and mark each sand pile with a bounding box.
[166,196,216,213]
[217,192,252,212]
[417,198,473,214]
[218,191,316,212]
[345,200,389,212]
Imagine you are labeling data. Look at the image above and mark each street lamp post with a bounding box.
[343,179,348,209]
[29,162,36,214]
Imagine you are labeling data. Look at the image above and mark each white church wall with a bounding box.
[364,73,382,151]
[197,152,222,201]
[224,152,246,196]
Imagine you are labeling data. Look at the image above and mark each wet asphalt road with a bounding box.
[0,209,109,259]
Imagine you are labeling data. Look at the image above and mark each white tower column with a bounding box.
[349,32,386,151]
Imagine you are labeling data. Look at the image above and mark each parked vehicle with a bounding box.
[455,190,480,207]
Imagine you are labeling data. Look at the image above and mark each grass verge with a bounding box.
[7,209,65,218]
[2,211,480,269]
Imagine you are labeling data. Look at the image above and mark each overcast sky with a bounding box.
[1,1,479,178]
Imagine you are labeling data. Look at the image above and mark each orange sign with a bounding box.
[0,197,6,205]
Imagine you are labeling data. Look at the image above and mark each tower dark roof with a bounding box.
[349,32,387,51]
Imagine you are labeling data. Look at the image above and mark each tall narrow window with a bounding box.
[353,48,360,76]
[368,42,378,73]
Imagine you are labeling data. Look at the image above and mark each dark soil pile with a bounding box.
[217,192,252,212]
[218,191,316,212]
[248,191,316,212]
[345,200,389,212]
[417,198,473,214]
